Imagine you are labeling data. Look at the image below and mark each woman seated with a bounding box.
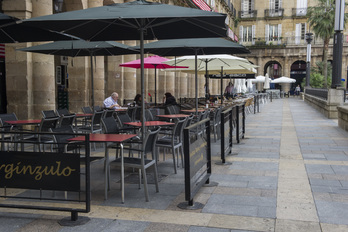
[163,92,177,105]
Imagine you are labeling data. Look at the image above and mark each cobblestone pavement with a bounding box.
[1,97,348,232]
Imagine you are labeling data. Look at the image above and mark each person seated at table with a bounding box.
[133,94,147,106]
[104,92,120,109]
[224,82,234,98]
[163,92,177,105]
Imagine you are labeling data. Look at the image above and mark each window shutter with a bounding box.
[265,24,269,43]
[239,26,244,42]
[295,23,300,44]
[252,25,256,45]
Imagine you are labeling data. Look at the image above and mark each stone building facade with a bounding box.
[1,0,347,118]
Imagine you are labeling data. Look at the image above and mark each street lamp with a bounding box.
[332,0,345,88]
[305,32,313,87]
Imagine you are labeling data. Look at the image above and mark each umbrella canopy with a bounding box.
[139,38,250,56]
[263,73,270,89]
[0,13,74,43]
[133,37,251,110]
[164,54,257,74]
[21,0,227,41]
[119,55,188,105]
[271,76,296,84]
[252,75,269,83]
[163,54,256,104]
[19,40,139,108]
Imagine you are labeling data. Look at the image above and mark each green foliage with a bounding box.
[301,61,332,89]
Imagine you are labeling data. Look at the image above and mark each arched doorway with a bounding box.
[264,61,282,89]
[290,60,306,95]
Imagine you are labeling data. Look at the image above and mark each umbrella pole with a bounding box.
[195,49,198,115]
[220,66,223,105]
[90,55,94,110]
[205,60,209,101]
[154,65,157,106]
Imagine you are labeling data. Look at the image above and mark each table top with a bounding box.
[157,114,190,118]
[5,119,41,125]
[181,109,206,113]
[124,121,174,127]
[75,113,93,117]
[68,133,137,143]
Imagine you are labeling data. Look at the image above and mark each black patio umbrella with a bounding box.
[133,37,251,111]
[19,40,139,109]
[0,13,74,43]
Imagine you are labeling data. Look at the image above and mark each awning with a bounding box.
[192,0,211,11]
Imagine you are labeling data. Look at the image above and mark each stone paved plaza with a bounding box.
[1,97,348,232]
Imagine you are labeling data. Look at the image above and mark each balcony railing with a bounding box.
[239,36,338,47]
[292,8,308,17]
[238,10,257,19]
[264,8,284,18]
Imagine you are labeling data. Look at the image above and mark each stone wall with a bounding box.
[304,89,345,119]
[337,105,348,132]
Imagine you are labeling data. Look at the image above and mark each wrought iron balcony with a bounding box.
[238,10,257,20]
[292,8,308,18]
[264,8,284,18]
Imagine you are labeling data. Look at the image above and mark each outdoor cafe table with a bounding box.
[181,109,206,113]
[67,133,137,203]
[123,121,175,127]
[156,114,190,119]
[5,119,41,126]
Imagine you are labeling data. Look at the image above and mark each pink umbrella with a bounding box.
[120,55,187,105]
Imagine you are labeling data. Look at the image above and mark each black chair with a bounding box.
[76,111,103,133]
[210,107,222,142]
[82,106,93,114]
[0,113,18,151]
[42,110,57,118]
[23,117,59,152]
[58,114,76,129]
[103,109,115,118]
[94,106,102,112]
[50,126,80,153]
[56,108,70,116]
[106,127,161,201]
[116,114,137,134]
[76,111,104,150]
[156,117,187,174]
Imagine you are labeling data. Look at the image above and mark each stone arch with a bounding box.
[290,60,306,93]
[264,60,282,79]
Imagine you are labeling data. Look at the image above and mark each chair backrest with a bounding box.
[56,108,70,116]
[0,113,18,129]
[94,106,102,112]
[144,127,161,154]
[117,113,132,124]
[145,109,154,121]
[185,115,194,127]
[91,111,104,126]
[58,114,76,128]
[126,106,136,121]
[39,117,59,132]
[103,109,115,118]
[101,117,119,134]
[165,105,174,115]
[172,105,180,114]
[50,126,76,153]
[82,106,93,114]
[149,108,160,121]
[134,106,141,121]
[173,117,188,138]
[42,110,57,118]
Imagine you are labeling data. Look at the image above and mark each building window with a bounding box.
[243,26,252,42]
[269,25,279,40]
